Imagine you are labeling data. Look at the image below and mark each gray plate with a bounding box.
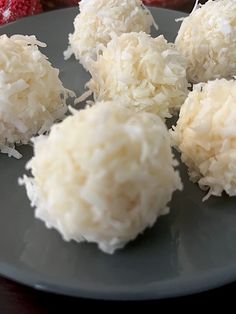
[0,7,236,301]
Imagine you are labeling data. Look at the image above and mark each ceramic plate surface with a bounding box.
[0,7,236,300]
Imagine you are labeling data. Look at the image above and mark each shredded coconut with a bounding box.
[84,32,188,119]
[64,0,156,70]
[20,101,182,254]
[0,34,71,158]
[171,79,236,200]
[175,0,236,83]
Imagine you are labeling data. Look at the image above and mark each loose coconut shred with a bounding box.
[171,79,236,200]
[0,35,70,159]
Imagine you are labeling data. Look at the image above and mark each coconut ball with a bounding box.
[20,101,182,254]
[171,79,236,200]
[175,0,236,83]
[86,32,188,119]
[0,35,69,159]
[64,0,155,69]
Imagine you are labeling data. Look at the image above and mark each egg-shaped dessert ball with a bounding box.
[64,0,155,69]
[175,0,236,83]
[0,35,69,159]
[20,101,182,254]
[171,79,236,200]
[87,32,188,119]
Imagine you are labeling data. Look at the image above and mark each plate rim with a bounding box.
[1,260,236,300]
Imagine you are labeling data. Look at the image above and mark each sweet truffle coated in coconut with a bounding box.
[86,32,188,119]
[175,0,236,83]
[64,0,155,69]
[171,79,236,200]
[20,101,182,254]
[0,35,69,159]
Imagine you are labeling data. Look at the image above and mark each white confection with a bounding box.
[86,32,188,119]
[175,0,236,83]
[64,0,156,69]
[171,79,236,200]
[0,35,69,159]
[20,101,182,254]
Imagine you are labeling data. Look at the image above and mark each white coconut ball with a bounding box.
[171,79,236,200]
[64,0,156,69]
[175,0,236,83]
[86,32,188,119]
[20,101,182,254]
[0,35,69,159]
